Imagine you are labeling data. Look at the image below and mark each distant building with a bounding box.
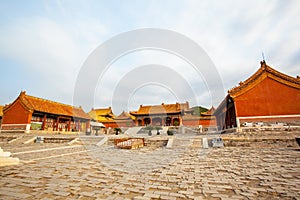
[130,102,192,126]
[182,106,216,128]
[114,111,136,127]
[90,121,105,135]
[214,61,300,130]
[88,107,117,128]
[0,105,3,127]
[1,91,90,132]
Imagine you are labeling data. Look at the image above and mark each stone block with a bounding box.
[0,157,20,166]
[0,151,11,157]
[202,138,209,149]
[166,139,174,148]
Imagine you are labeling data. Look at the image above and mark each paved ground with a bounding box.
[0,132,299,199]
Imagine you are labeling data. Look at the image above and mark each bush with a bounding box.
[114,127,121,135]
[144,126,154,131]
[173,121,180,127]
[167,130,174,135]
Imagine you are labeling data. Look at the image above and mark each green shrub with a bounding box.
[167,130,174,135]
[144,126,154,130]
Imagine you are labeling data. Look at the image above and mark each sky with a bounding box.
[0,0,300,115]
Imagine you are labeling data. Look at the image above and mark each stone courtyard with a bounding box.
[0,131,299,200]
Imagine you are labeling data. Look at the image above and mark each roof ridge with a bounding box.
[265,64,300,84]
[25,94,82,110]
[92,107,112,111]
[229,61,300,95]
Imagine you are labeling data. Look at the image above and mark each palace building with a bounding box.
[130,102,193,126]
[114,111,136,127]
[0,105,3,127]
[89,103,215,128]
[182,106,216,128]
[214,61,300,130]
[88,107,117,128]
[1,91,90,132]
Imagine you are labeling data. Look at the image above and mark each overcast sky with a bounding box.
[1,0,300,115]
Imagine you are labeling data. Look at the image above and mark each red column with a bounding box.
[78,120,81,131]
[68,119,71,131]
[56,117,60,131]
[87,120,90,129]
[42,114,47,130]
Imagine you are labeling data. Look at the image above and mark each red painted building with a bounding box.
[0,105,3,127]
[130,102,216,127]
[88,107,118,128]
[130,102,191,126]
[214,61,300,130]
[114,111,136,127]
[1,91,90,132]
[182,107,216,128]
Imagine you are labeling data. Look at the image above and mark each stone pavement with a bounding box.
[0,134,300,199]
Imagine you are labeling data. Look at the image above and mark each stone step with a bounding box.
[0,157,20,166]
[172,138,192,148]
[0,151,11,157]
[190,139,202,148]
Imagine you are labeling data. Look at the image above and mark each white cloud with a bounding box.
[0,0,299,112]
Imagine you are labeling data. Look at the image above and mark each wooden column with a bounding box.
[56,117,60,131]
[68,119,71,131]
[53,119,56,131]
[87,120,90,129]
[179,115,182,126]
[42,114,47,130]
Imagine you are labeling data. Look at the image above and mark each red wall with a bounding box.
[102,122,118,128]
[182,118,216,127]
[115,121,135,127]
[235,78,300,117]
[2,100,31,124]
[239,117,300,124]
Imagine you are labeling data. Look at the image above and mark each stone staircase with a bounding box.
[124,127,142,136]
[171,138,192,149]
[190,138,203,148]
[0,147,19,166]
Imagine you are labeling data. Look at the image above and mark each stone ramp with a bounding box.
[162,127,169,134]
[171,138,192,149]
[79,136,105,146]
[125,127,142,136]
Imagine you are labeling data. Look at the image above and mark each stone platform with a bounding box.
[0,131,299,199]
